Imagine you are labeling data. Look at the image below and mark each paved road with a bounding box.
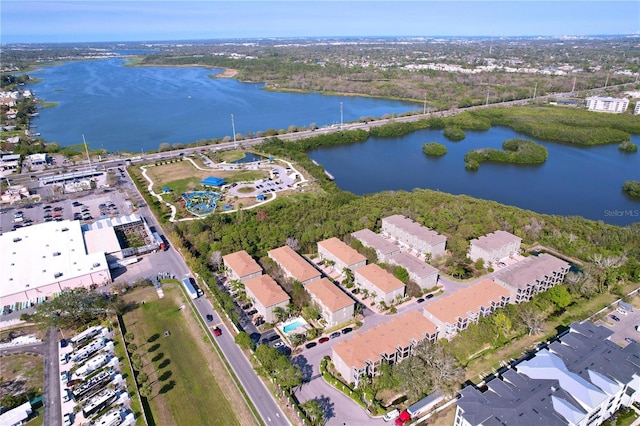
[44,328,61,426]
[193,296,289,425]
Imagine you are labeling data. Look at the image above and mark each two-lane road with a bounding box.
[193,297,289,425]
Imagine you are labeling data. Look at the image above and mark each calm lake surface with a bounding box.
[309,128,640,226]
[27,57,418,153]
[27,58,639,225]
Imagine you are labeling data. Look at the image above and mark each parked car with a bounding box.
[341,327,353,335]
[625,337,637,344]
[60,371,69,383]
[330,332,341,339]
[425,294,434,299]
[305,342,317,349]
[206,314,213,322]
[213,327,222,336]
[617,308,629,316]
[274,341,284,348]
[63,413,73,426]
[610,315,621,322]
[416,298,425,303]
[319,337,330,344]
[268,334,280,342]
[60,339,68,348]
[246,309,258,316]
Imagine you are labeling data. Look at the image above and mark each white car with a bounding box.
[60,353,68,364]
[60,371,68,383]
[63,413,72,426]
[617,308,628,316]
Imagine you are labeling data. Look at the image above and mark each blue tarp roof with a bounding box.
[201,177,226,187]
[162,186,171,192]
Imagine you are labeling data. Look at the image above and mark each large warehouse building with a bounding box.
[1,220,112,312]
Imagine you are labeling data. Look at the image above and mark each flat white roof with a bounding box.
[0,220,108,297]
[84,227,121,255]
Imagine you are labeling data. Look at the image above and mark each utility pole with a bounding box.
[604,71,610,88]
[231,114,237,149]
[485,88,490,106]
[423,92,427,115]
[82,134,92,171]
[533,82,538,100]
[340,102,343,129]
[571,76,577,93]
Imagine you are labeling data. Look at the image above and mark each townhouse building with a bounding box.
[353,263,405,305]
[222,250,263,283]
[317,237,367,273]
[387,252,439,290]
[469,230,522,264]
[423,279,511,339]
[455,321,640,426]
[332,311,438,386]
[586,96,629,114]
[494,253,570,303]
[243,274,290,323]
[351,228,401,263]
[268,245,321,285]
[381,215,447,258]
[305,278,354,328]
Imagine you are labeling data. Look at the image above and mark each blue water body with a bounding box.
[309,128,640,226]
[283,320,305,333]
[26,58,418,153]
[232,152,267,164]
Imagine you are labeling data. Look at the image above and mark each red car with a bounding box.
[213,327,222,336]
[319,337,330,344]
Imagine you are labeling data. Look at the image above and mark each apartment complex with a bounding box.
[243,274,290,323]
[585,96,629,114]
[268,245,321,285]
[353,263,405,305]
[332,311,438,386]
[222,250,263,283]
[494,253,570,303]
[387,252,439,290]
[305,278,354,328]
[317,237,367,272]
[469,230,522,264]
[423,279,511,339]
[455,321,640,426]
[381,215,447,257]
[351,228,401,263]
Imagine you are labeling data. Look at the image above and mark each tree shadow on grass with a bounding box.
[159,380,175,394]
[147,343,160,353]
[158,358,171,369]
[147,333,160,343]
[151,352,164,363]
[158,370,173,382]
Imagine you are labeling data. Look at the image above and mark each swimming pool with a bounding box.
[282,319,306,333]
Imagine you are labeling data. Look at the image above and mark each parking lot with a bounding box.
[0,186,134,235]
[599,304,640,346]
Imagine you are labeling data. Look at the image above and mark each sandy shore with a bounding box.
[213,68,239,78]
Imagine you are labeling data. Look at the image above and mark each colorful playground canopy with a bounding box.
[201,176,227,187]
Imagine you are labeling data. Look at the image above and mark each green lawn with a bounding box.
[121,287,242,426]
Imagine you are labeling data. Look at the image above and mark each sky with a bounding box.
[1,1,639,44]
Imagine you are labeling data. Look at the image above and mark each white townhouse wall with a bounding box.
[332,311,438,386]
[494,253,570,303]
[222,250,263,283]
[305,278,354,328]
[317,237,367,273]
[381,215,447,257]
[423,279,510,339]
[243,274,290,323]
[351,228,401,263]
[387,252,439,290]
[268,245,321,285]
[469,230,522,264]
[353,263,405,305]
[586,96,629,114]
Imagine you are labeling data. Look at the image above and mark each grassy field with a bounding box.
[121,286,254,426]
[144,157,269,192]
[0,352,45,426]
